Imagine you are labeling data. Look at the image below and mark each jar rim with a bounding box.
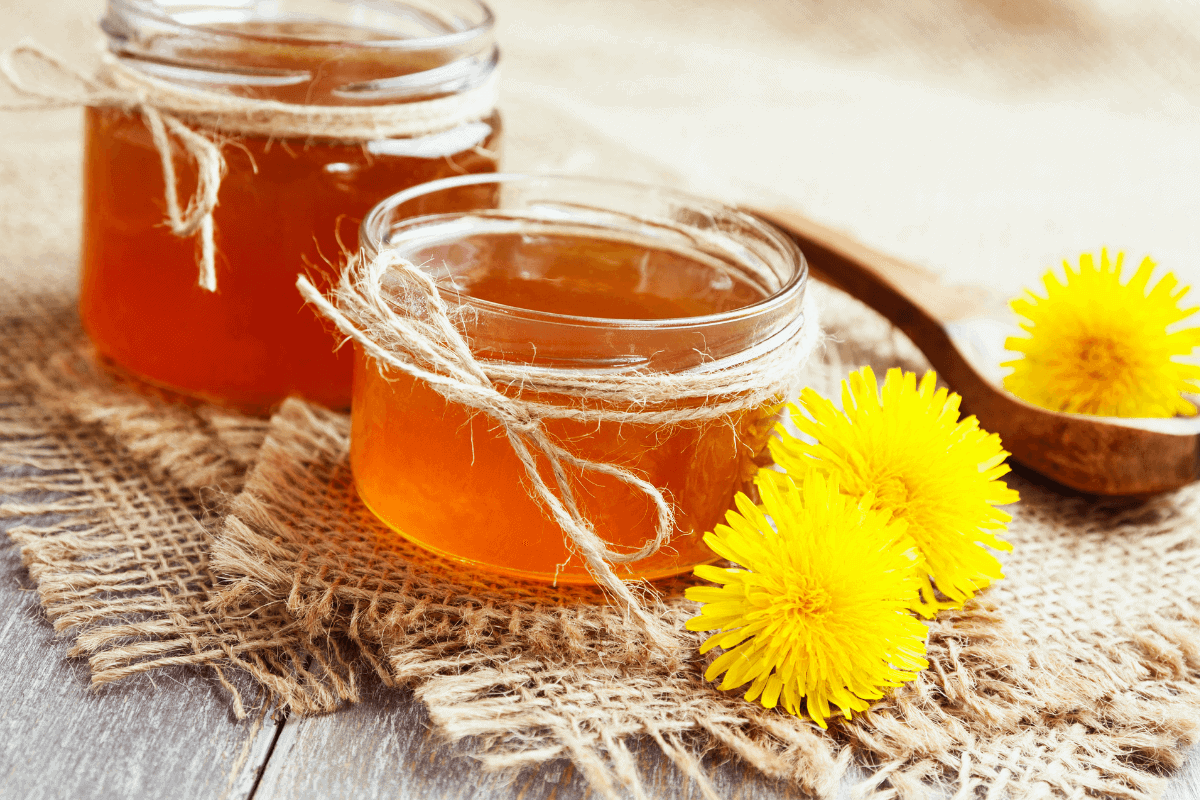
[359,173,809,333]
[105,0,495,52]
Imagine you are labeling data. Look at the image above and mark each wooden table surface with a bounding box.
[4,507,1200,800]
[6,0,1200,796]
[0,504,853,800]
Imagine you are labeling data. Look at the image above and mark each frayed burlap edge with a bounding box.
[210,392,1200,799]
[202,283,1200,799]
[0,292,362,717]
[7,284,1200,797]
[21,339,268,507]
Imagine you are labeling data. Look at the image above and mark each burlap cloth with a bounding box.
[6,1,1200,798]
[6,269,1200,798]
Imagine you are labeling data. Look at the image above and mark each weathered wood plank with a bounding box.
[0,522,281,800]
[252,665,1200,800]
[1164,747,1200,800]
[252,669,863,800]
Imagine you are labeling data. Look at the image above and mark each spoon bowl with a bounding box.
[754,208,1198,496]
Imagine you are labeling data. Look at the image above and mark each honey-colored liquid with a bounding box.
[80,28,500,409]
[350,232,779,583]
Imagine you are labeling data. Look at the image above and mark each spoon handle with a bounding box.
[754,207,1200,496]
[754,208,991,319]
[753,208,988,381]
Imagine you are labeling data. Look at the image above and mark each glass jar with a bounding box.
[81,0,501,409]
[351,174,809,583]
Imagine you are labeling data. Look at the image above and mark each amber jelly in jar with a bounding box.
[352,174,810,583]
[82,0,501,409]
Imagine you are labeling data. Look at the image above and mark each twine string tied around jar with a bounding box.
[296,250,821,646]
[0,39,500,292]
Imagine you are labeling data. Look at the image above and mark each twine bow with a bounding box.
[1,42,226,289]
[297,248,820,646]
[0,39,499,291]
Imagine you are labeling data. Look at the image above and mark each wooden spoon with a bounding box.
[755,208,1199,497]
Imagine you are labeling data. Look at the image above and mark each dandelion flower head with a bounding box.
[767,367,1019,612]
[1003,249,1200,418]
[686,472,929,728]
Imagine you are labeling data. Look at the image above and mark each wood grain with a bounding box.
[3,460,1200,799]
[252,669,864,800]
[0,507,281,800]
[1165,751,1200,800]
[756,207,1200,497]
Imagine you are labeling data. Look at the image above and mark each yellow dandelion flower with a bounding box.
[686,472,929,728]
[1003,249,1200,417]
[767,367,1019,613]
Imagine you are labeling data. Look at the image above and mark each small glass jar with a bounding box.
[81,0,501,409]
[351,174,809,583]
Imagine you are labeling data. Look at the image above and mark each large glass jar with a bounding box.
[81,0,501,409]
[350,174,810,583]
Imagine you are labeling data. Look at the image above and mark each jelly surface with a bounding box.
[80,29,500,409]
[350,232,779,583]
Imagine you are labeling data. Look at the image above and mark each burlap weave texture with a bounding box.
[6,275,1200,798]
[3,0,1200,794]
[1,292,362,717]
[7,274,1200,797]
[209,390,1200,799]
